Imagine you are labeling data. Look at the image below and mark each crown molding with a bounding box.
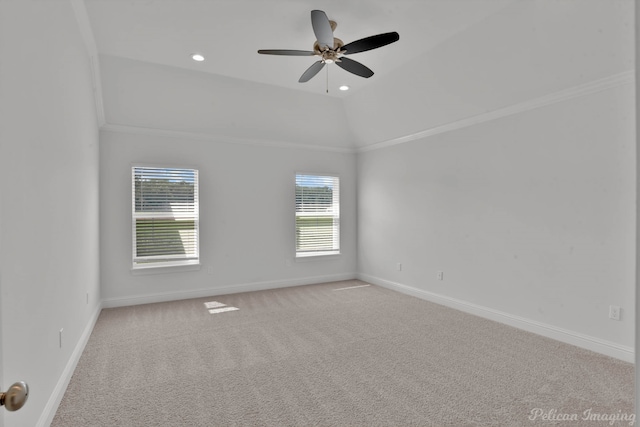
[358,70,635,153]
[101,65,632,155]
[101,123,357,154]
[69,0,106,127]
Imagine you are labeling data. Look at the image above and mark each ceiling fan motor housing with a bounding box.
[313,37,344,63]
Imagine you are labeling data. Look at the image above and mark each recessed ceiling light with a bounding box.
[191,53,205,62]
[339,85,350,91]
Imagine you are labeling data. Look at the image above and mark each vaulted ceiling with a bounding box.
[83,0,515,98]
[79,0,634,150]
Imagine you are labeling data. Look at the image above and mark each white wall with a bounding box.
[100,129,357,306]
[353,0,635,361]
[0,1,101,426]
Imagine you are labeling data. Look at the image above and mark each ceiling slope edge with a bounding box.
[69,0,105,127]
[357,70,634,153]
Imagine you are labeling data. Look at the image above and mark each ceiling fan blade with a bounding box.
[342,32,400,55]
[336,57,374,78]
[311,10,334,49]
[299,61,325,83]
[258,49,316,56]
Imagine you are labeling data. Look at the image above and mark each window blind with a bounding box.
[295,174,340,257]
[132,166,199,267]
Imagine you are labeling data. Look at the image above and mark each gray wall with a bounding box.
[0,1,101,426]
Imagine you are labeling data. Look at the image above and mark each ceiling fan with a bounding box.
[258,10,399,83]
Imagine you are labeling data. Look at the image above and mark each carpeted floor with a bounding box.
[52,280,634,426]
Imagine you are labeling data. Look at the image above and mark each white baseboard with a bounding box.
[37,302,103,427]
[102,273,358,308]
[358,273,634,363]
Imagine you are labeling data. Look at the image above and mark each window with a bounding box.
[132,166,199,269]
[295,174,340,257]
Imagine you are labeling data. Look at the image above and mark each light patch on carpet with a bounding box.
[333,284,371,291]
[208,307,239,314]
[204,301,226,309]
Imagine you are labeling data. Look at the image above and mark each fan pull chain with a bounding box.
[326,64,329,94]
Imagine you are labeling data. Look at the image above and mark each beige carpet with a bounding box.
[52,280,634,426]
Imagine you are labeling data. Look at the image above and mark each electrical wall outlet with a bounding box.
[437,271,444,281]
[609,305,620,321]
[396,263,402,271]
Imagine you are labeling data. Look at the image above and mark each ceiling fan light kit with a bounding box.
[258,10,399,88]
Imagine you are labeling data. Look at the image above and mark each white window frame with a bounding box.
[295,173,340,258]
[131,165,200,271]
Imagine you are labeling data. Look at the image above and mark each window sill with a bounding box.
[295,252,341,262]
[131,261,201,275]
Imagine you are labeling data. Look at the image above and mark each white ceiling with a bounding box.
[83,0,515,98]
